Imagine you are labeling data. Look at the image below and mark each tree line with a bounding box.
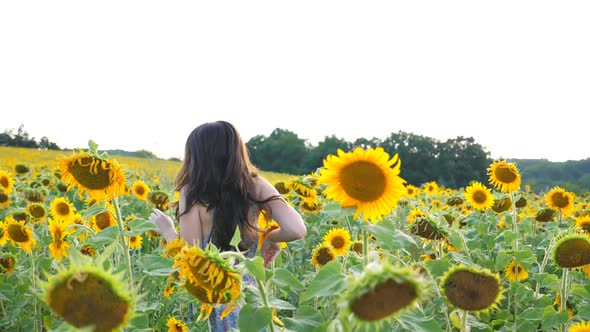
[246,128,491,189]
[0,125,61,150]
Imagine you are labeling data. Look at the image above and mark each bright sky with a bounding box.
[1,1,589,162]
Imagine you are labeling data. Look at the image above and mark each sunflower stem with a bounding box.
[362,228,368,266]
[460,309,470,332]
[256,279,276,332]
[509,190,519,330]
[534,247,551,298]
[560,268,569,317]
[113,197,134,291]
[29,252,39,331]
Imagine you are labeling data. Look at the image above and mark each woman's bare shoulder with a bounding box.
[248,175,278,201]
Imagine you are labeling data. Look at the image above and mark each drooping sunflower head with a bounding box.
[409,214,448,241]
[423,181,439,195]
[488,160,521,193]
[42,264,134,332]
[26,203,47,223]
[323,227,352,256]
[311,242,337,269]
[504,261,529,282]
[14,164,30,175]
[273,181,289,195]
[446,196,464,207]
[342,262,428,329]
[59,150,127,201]
[50,197,75,223]
[464,182,495,210]
[553,230,590,268]
[148,190,170,211]
[535,208,556,222]
[546,187,575,214]
[0,170,14,193]
[299,200,322,214]
[23,189,45,203]
[80,245,96,257]
[4,216,36,253]
[514,196,527,208]
[166,316,188,332]
[318,147,406,223]
[441,265,503,312]
[492,196,512,213]
[0,256,15,275]
[131,180,150,201]
[173,246,242,321]
[407,208,427,224]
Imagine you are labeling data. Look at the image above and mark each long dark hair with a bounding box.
[175,121,267,251]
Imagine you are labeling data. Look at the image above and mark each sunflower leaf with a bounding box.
[299,260,346,303]
[244,256,266,283]
[124,218,159,236]
[238,303,272,332]
[92,226,119,247]
[138,255,176,276]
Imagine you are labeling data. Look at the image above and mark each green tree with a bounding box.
[246,129,308,174]
[304,135,351,172]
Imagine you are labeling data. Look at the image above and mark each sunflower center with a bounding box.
[317,247,335,265]
[472,190,488,204]
[134,186,145,196]
[555,238,590,268]
[56,203,71,216]
[340,161,386,202]
[350,279,417,321]
[551,192,570,209]
[95,212,112,230]
[7,224,29,242]
[68,158,113,190]
[48,272,130,331]
[0,176,9,188]
[494,165,517,184]
[444,270,499,311]
[0,192,8,203]
[29,205,46,218]
[331,236,345,249]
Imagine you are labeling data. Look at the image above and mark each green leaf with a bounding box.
[138,255,176,276]
[238,304,272,332]
[300,260,346,303]
[520,307,543,320]
[272,268,304,291]
[364,221,416,251]
[124,218,159,236]
[92,226,119,247]
[230,226,241,249]
[244,256,266,283]
[88,140,99,154]
[494,251,512,271]
[82,204,107,218]
[541,305,569,330]
[533,273,560,291]
[283,305,324,331]
[269,298,297,310]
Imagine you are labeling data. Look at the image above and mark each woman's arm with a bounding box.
[254,176,307,243]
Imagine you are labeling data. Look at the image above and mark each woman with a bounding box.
[150,121,306,330]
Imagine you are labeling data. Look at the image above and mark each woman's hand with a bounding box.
[261,238,281,267]
[149,209,178,242]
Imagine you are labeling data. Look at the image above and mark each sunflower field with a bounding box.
[1,144,590,332]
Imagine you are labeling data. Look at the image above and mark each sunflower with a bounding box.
[492,196,512,213]
[504,261,528,282]
[257,210,287,249]
[26,203,48,223]
[423,181,439,196]
[0,221,7,246]
[174,246,242,320]
[50,197,75,223]
[405,185,419,198]
[48,218,72,262]
[89,204,117,232]
[166,316,188,332]
[488,160,521,193]
[464,182,495,210]
[163,285,175,298]
[165,237,187,258]
[286,180,318,205]
[23,190,44,203]
[0,170,14,193]
[553,231,590,268]
[311,242,336,269]
[4,216,36,253]
[446,197,464,207]
[131,180,149,201]
[42,264,133,331]
[0,191,11,209]
[274,181,289,195]
[59,150,127,201]
[536,208,556,222]
[569,321,590,332]
[148,191,170,211]
[351,241,363,255]
[323,228,351,256]
[128,235,143,250]
[14,164,30,175]
[343,262,427,330]
[409,215,447,241]
[576,215,590,232]
[299,200,322,214]
[318,147,406,223]
[441,265,503,312]
[80,245,95,257]
[407,208,427,223]
[546,187,575,215]
[0,256,15,275]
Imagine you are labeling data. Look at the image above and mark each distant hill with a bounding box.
[101,149,159,159]
[509,158,590,194]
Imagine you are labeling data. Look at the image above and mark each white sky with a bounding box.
[1,1,589,162]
